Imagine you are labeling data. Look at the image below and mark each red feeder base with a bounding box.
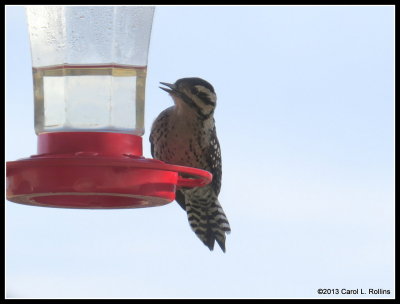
[6,132,212,209]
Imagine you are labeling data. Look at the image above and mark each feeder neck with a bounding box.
[37,132,143,156]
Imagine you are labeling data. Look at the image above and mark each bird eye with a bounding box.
[191,88,198,95]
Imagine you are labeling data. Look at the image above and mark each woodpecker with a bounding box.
[150,77,231,252]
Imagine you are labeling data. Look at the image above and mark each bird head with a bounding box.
[160,77,217,119]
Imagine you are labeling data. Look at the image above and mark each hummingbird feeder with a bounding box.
[6,6,212,209]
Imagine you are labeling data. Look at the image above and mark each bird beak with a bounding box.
[159,82,176,94]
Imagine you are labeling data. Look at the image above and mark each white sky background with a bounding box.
[5,5,394,299]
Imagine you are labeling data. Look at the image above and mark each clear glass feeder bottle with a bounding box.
[26,6,154,136]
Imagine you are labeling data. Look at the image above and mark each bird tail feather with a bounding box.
[184,187,231,252]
